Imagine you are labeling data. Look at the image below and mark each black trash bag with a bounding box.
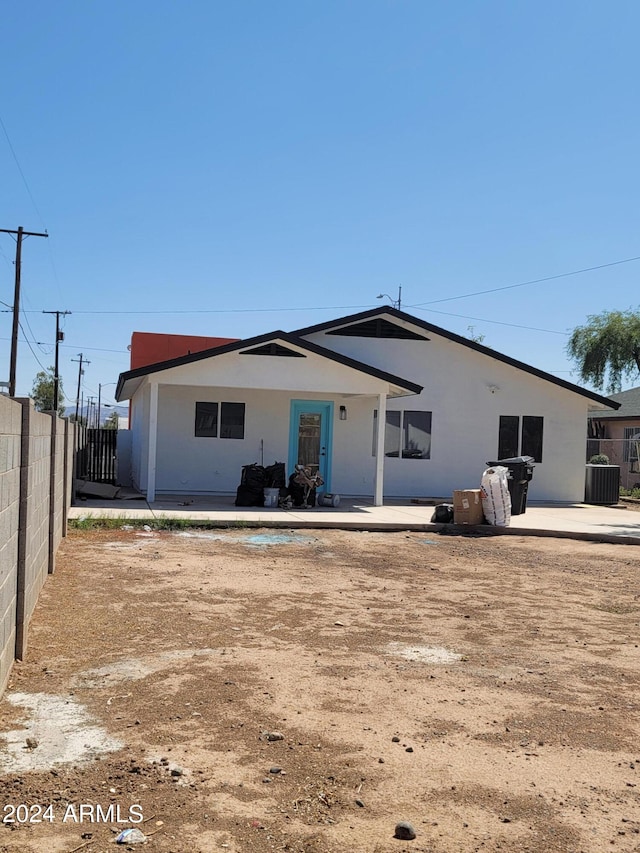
[431,503,454,523]
[241,464,266,488]
[264,462,286,489]
[235,463,267,506]
[235,484,265,507]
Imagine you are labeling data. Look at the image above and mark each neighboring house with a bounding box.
[115,307,619,504]
[129,331,239,369]
[588,386,640,488]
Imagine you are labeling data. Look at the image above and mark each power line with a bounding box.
[0,113,64,305]
[0,243,12,270]
[0,337,127,355]
[20,292,50,355]
[18,321,48,372]
[16,251,640,318]
[411,305,570,336]
[4,250,639,355]
[28,303,373,316]
[58,342,127,354]
[0,114,48,231]
[410,254,640,307]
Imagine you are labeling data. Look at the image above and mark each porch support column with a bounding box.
[373,392,386,506]
[147,381,158,503]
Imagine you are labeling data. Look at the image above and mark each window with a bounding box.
[195,402,218,437]
[522,416,543,462]
[403,411,432,459]
[497,415,519,459]
[373,410,431,459]
[498,415,543,462]
[195,401,245,439]
[220,403,245,439]
[624,427,640,473]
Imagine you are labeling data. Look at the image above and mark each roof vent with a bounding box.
[327,318,429,340]
[240,342,305,357]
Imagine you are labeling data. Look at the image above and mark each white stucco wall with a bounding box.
[143,345,394,396]
[126,320,599,502]
[126,341,411,497]
[303,323,592,501]
[130,387,150,492]
[151,386,382,495]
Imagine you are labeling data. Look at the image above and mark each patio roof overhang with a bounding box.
[115,330,423,401]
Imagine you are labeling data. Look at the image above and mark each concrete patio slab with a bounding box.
[67,495,640,544]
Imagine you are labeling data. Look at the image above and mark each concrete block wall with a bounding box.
[16,402,53,660]
[49,416,66,571]
[0,396,22,695]
[62,420,74,535]
[0,398,75,693]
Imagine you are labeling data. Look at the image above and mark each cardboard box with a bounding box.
[453,489,484,525]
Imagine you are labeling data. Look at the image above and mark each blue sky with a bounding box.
[2,1,639,413]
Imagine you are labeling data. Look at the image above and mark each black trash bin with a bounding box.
[486,456,535,515]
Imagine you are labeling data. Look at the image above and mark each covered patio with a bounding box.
[116,332,422,506]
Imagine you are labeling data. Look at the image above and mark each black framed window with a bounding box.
[220,402,245,439]
[373,410,432,459]
[402,411,431,459]
[498,416,519,459]
[522,416,543,462]
[195,402,218,437]
[195,401,246,439]
[498,415,543,462]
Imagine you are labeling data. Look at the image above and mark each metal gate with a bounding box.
[76,428,117,484]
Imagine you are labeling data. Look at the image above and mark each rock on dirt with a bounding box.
[394,820,417,840]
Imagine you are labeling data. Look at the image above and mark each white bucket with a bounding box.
[264,488,279,508]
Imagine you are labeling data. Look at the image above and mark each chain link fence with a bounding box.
[586,437,640,491]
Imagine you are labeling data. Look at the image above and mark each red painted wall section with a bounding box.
[130,332,239,370]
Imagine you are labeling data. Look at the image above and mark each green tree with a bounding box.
[466,325,486,344]
[104,410,119,430]
[566,309,640,393]
[31,367,66,416]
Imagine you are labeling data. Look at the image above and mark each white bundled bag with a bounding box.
[480,466,511,527]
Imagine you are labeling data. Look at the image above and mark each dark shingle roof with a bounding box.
[588,386,640,419]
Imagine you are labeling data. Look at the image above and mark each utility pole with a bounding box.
[43,310,71,413]
[87,396,96,428]
[0,226,48,396]
[97,382,117,429]
[72,354,90,423]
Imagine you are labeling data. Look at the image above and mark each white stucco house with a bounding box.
[115,307,618,504]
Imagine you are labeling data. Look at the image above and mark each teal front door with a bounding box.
[289,401,333,489]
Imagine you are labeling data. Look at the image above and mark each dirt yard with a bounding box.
[1,527,639,853]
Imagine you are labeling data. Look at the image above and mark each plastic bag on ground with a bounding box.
[481,466,511,527]
[115,827,147,843]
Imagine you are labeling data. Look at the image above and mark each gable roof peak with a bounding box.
[291,306,619,411]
